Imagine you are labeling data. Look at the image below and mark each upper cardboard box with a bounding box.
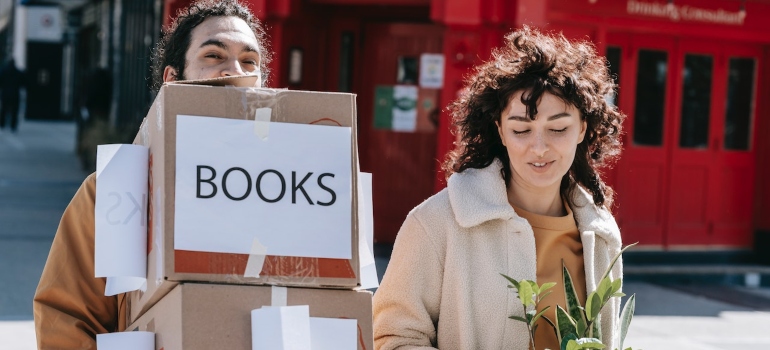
[128,76,360,323]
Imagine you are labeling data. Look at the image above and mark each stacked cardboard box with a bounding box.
[124,76,372,349]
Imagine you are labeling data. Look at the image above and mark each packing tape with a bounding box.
[271,286,288,307]
[243,238,268,278]
[253,107,272,140]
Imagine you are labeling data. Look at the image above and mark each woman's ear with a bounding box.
[577,120,587,144]
[496,120,507,147]
[163,66,178,83]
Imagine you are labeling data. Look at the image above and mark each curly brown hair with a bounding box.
[443,26,625,208]
[150,0,271,92]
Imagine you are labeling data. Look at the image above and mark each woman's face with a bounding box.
[497,90,587,194]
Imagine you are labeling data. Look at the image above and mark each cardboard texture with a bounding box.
[129,77,360,324]
[128,283,373,350]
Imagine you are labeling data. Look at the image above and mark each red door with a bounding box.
[610,34,676,248]
[666,40,721,247]
[709,44,761,247]
[609,34,760,249]
[357,23,444,244]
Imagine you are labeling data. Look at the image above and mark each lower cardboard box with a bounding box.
[127,283,373,350]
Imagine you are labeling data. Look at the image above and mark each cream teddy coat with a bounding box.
[373,159,623,350]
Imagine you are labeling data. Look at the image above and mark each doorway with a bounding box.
[357,23,443,243]
[608,33,760,249]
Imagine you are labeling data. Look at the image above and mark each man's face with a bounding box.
[163,16,262,85]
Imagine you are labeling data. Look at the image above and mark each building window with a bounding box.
[724,57,756,150]
[634,49,668,146]
[679,54,712,149]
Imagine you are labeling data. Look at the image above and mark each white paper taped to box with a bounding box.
[94,144,149,296]
[251,305,357,350]
[97,331,154,350]
[357,172,378,290]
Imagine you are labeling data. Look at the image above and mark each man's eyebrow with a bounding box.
[200,39,259,54]
[200,39,227,50]
[506,112,571,121]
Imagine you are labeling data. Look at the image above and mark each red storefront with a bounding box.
[163,0,770,253]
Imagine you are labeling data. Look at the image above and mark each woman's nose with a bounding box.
[530,132,549,157]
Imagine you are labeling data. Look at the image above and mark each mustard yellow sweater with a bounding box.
[513,204,586,350]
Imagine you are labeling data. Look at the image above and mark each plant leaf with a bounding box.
[508,315,528,323]
[529,280,541,295]
[591,314,601,342]
[611,278,623,295]
[566,339,580,350]
[611,292,626,298]
[540,290,554,303]
[531,306,551,326]
[561,333,578,350]
[542,315,558,341]
[576,337,605,349]
[500,273,520,289]
[556,305,577,343]
[601,243,637,282]
[596,276,612,303]
[586,292,602,322]
[540,282,557,294]
[519,280,535,307]
[562,263,588,334]
[619,294,636,350]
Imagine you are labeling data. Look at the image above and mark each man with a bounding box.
[0,58,24,133]
[33,1,270,348]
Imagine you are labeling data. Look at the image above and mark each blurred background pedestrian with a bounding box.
[0,58,24,133]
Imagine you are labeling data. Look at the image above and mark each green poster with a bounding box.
[374,85,394,129]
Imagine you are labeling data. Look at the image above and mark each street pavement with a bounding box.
[4,120,770,349]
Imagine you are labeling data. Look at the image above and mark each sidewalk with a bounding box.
[0,121,88,350]
[4,120,770,349]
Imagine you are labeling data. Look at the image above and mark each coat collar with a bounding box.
[446,159,621,247]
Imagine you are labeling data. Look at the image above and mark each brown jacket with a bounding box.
[33,173,127,349]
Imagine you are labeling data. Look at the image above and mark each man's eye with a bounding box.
[243,59,258,66]
[205,54,222,59]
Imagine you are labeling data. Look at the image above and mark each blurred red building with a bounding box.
[162,0,770,254]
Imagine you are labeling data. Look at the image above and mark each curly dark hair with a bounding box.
[443,26,625,208]
[150,0,271,92]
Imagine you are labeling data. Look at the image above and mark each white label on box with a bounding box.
[175,115,352,259]
[97,331,154,350]
[310,318,358,350]
[94,144,148,295]
[252,306,311,350]
[357,172,378,289]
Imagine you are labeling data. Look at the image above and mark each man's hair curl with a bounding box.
[150,0,271,92]
[443,26,625,208]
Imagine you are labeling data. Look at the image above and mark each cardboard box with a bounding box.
[129,76,360,324]
[128,283,374,350]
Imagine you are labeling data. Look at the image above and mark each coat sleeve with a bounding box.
[373,212,443,350]
[33,174,119,349]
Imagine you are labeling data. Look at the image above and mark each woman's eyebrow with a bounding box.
[506,112,571,121]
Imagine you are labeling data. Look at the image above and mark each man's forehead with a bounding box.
[189,16,259,50]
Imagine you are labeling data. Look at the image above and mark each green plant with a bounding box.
[501,243,638,350]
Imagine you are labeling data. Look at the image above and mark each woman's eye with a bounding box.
[551,127,568,133]
[513,130,530,135]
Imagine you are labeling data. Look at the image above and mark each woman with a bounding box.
[373,27,626,350]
